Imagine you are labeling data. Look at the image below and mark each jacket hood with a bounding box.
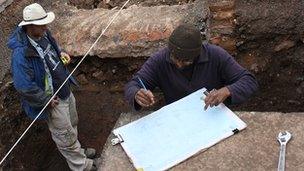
[7,27,28,50]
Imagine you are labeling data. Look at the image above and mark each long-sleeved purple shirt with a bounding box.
[125,43,258,110]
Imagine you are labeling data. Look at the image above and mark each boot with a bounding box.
[85,148,96,159]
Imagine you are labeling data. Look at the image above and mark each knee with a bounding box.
[53,128,78,148]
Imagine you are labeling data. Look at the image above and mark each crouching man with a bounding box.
[125,23,258,110]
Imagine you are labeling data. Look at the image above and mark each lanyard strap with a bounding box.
[27,35,54,96]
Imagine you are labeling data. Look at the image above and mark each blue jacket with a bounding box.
[7,27,76,120]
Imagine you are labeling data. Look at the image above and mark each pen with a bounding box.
[203,89,216,110]
[137,77,147,91]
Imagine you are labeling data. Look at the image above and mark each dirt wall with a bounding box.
[232,0,304,112]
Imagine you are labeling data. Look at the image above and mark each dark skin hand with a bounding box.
[48,96,59,108]
[135,88,155,107]
[204,87,231,110]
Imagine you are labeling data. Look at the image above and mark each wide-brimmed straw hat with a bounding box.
[18,3,55,27]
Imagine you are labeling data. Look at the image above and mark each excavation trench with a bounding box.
[1,54,304,169]
[1,0,304,170]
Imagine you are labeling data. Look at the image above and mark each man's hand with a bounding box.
[135,89,155,107]
[48,96,59,108]
[204,87,231,110]
[60,52,71,65]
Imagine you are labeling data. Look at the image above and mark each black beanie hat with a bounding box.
[168,24,202,61]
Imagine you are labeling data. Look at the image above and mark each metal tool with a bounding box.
[277,131,292,171]
[60,55,69,65]
[111,134,124,146]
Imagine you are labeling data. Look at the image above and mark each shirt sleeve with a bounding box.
[12,48,50,108]
[124,53,161,111]
[217,47,258,104]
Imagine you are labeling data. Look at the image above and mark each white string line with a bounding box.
[0,0,130,165]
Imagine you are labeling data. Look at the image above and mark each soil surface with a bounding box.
[233,0,304,112]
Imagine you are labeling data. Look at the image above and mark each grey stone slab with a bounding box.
[97,111,304,170]
[50,0,210,58]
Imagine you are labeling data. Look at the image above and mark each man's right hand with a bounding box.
[48,96,59,108]
[135,89,155,107]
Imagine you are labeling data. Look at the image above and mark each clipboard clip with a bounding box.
[111,134,124,146]
[232,128,240,134]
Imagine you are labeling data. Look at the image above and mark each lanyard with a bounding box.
[27,35,54,96]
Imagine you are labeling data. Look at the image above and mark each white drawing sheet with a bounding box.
[113,88,247,171]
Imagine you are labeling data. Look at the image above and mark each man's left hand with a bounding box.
[60,52,71,65]
[204,87,231,110]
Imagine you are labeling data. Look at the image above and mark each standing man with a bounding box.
[8,3,96,171]
[125,23,258,110]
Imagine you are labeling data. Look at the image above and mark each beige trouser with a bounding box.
[47,93,93,171]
